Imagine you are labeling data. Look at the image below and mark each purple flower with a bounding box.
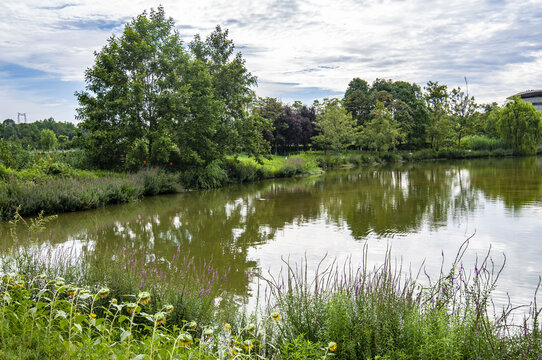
[141,280,145,289]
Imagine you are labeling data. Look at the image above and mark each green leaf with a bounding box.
[120,330,131,342]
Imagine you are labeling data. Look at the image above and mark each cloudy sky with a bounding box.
[1,0,542,123]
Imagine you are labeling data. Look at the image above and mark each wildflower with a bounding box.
[13,280,25,289]
[138,291,151,305]
[111,298,118,305]
[169,162,173,166]
[98,287,110,299]
[154,312,166,326]
[178,333,193,347]
[187,320,197,330]
[89,313,97,320]
[164,304,174,314]
[328,341,337,352]
[126,302,138,314]
[271,311,280,322]
[66,287,78,297]
[246,323,255,333]
[242,339,254,351]
[143,160,147,164]
[224,323,231,332]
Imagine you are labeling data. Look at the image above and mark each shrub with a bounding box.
[181,161,228,190]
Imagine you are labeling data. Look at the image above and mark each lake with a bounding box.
[2,156,541,309]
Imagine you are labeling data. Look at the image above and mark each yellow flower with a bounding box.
[111,298,118,305]
[98,287,110,299]
[89,313,97,320]
[138,291,151,305]
[271,311,280,322]
[246,323,255,333]
[178,333,193,347]
[328,341,337,352]
[164,304,174,314]
[154,312,166,325]
[13,280,25,289]
[242,339,254,351]
[224,323,231,332]
[66,287,77,297]
[125,302,137,314]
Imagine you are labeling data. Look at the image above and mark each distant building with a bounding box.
[512,89,542,111]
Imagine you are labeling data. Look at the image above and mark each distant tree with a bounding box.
[57,135,69,149]
[40,129,58,150]
[449,87,477,145]
[482,103,501,138]
[424,81,450,149]
[343,78,375,125]
[497,97,542,154]
[360,102,403,151]
[311,99,359,152]
[2,119,19,141]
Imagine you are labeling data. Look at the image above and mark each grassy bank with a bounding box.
[1,143,539,218]
[1,219,540,359]
[0,166,180,220]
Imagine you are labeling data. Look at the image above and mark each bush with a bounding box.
[181,161,228,190]
[411,149,436,161]
[461,135,506,151]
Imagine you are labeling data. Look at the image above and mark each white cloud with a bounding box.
[1,0,542,121]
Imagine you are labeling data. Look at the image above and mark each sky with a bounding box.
[1,0,542,123]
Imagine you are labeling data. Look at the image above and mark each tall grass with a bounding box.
[257,239,542,359]
[0,168,180,220]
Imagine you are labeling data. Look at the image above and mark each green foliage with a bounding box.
[460,135,506,151]
[312,99,359,152]
[40,129,58,150]
[125,138,150,171]
[497,97,542,154]
[0,168,179,219]
[180,161,229,190]
[76,9,265,171]
[361,102,403,151]
[261,243,542,359]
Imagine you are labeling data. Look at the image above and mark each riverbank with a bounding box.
[1,147,539,219]
[0,167,180,220]
[1,228,540,359]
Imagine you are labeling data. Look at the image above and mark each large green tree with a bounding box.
[497,97,542,154]
[343,78,374,126]
[77,9,264,170]
[449,87,477,145]
[360,102,403,151]
[40,129,58,150]
[76,7,190,169]
[311,99,359,152]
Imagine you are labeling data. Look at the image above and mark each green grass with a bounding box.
[2,216,540,359]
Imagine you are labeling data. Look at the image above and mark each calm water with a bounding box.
[2,157,542,308]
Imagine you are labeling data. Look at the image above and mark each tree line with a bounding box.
[2,6,541,175]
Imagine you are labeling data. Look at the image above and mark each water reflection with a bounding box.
[2,157,542,306]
